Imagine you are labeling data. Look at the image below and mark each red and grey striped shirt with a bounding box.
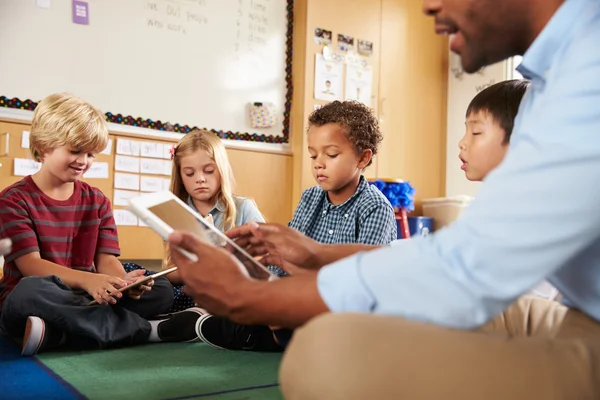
[0,176,120,307]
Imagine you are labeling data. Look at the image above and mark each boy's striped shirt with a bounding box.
[0,176,120,307]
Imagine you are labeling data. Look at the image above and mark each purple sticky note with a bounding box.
[72,0,89,25]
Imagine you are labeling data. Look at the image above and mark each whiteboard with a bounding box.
[0,0,292,144]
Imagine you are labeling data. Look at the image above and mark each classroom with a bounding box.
[1,0,599,399]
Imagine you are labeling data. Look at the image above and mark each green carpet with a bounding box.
[36,342,283,400]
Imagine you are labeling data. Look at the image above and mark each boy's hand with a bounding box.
[226,222,323,270]
[82,274,127,305]
[123,269,154,300]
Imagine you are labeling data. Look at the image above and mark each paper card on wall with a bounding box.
[140,142,164,159]
[116,138,140,156]
[163,178,171,190]
[140,158,166,175]
[314,54,343,102]
[100,139,113,155]
[72,0,89,25]
[21,131,30,149]
[14,158,41,176]
[113,209,138,226]
[344,64,373,107]
[115,155,140,173]
[83,162,109,179]
[140,176,164,192]
[163,160,172,176]
[113,189,139,207]
[163,143,173,159]
[114,172,140,191]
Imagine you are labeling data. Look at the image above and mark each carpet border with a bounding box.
[163,382,280,400]
[33,357,88,400]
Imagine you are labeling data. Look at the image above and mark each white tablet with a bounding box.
[126,191,275,280]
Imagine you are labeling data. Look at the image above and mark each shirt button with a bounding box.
[344,214,349,218]
[328,230,333,235]
[322,211,327,215]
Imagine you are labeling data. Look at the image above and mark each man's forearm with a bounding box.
[312,243,379,269]
[96,255,126,278]
[228,272,330,328]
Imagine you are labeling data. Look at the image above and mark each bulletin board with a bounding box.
[0,0,294,144]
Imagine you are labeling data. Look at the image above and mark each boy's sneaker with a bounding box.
[155,307,205,343]
[22,316,66,356]
[195,314,283,352]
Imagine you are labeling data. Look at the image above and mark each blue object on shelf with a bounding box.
[407,216,434,237]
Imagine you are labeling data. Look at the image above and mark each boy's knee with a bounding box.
[6,276,62,304]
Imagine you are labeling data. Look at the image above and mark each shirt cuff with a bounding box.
[316,252,376,313]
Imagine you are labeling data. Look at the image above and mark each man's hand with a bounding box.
[226,222,324,271]
[122,269,154,300]
[81,273,127,305]
[168,230,255,317]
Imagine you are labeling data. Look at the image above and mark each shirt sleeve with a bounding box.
[357,202,397,245]
[0,197,40,263]
[239,198,266,224]
[96,195,120,256]
[317,36,600,329]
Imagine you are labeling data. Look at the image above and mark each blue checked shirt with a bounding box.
[317,0,600,327]
[289,175,397,245]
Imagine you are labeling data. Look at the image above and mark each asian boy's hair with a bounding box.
[465,79,531,143]
[170,129,238,231]
[308,100,383,167]
[29,92,109,162]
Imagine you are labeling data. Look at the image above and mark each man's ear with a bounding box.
[357,149,373,169]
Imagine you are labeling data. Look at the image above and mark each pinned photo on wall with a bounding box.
[314,27,332,45]
[345,64,373,107]
[314,54,343,102]
[337,34,354,52]
[357,39,373,56]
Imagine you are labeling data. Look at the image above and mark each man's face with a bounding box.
[422,0,528,72]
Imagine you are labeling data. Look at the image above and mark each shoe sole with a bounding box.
[22,316,44,356]
[183,307,206,343]
[195,314,226,350]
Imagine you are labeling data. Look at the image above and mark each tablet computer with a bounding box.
[88,266,178,306]
[126,191,275,281]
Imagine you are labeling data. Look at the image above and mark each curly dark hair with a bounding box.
[308,101,382,167]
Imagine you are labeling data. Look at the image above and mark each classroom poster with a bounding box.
[344,64,373,106]
[314,54,343,102]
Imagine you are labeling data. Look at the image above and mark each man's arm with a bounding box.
[15,253,92,289]
[316,35,600,328]
[229,272,329,327]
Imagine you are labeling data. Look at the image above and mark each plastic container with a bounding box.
[407,216,434,237]
[421,195,474,230]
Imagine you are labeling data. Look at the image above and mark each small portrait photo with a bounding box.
[314,27,333,45]
[337,34,354,52]
[357,39,373,56]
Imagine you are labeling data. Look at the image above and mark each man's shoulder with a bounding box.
[355,182,394,211]
[0,177,32,200]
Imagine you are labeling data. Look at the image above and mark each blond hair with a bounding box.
[164,129,238,270]
[29,93,108,162]
[171,129,238,229]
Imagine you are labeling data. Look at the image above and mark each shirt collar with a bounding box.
[187,196,224,215]
[324,175,369,209]
[518,0,589,82]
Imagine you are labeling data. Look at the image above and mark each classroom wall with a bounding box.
[0,0,449,263]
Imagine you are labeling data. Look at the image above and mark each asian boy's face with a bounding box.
[308,123,370,197]
[459,110,508,181]
[42,146,95,183]
[179,149,221,205]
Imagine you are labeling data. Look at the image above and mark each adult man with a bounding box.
[170,0,600,397]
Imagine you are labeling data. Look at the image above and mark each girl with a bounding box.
[123,129,265,311]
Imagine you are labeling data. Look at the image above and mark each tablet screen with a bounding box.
[147,199,272,280]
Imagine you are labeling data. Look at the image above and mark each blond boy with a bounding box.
[0,93,203,356]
